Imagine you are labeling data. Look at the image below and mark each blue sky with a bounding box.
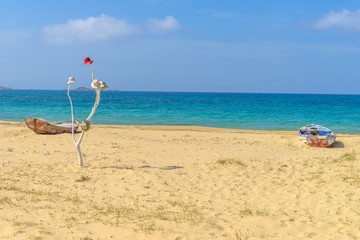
[1,0,360,93]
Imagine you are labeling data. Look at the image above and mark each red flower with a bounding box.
[83,57,93,65]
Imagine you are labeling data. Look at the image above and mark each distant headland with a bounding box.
[0,86,120,91]
[0,86,12,90]
[71,87,117,91]
[73,87,92,91]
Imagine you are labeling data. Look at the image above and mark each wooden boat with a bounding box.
[298,124,336,147]
[25,118,79,134]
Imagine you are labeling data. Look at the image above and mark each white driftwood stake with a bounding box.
[67,77,85,166]
[67,58,107,167]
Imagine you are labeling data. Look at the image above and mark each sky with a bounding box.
[1,0,360,94]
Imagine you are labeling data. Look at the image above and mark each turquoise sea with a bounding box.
[1,90,360,134]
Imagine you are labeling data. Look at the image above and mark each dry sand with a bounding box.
[1,121,360,239]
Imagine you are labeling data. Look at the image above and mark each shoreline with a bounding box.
[1,120,360,239]
[3,120,357,136]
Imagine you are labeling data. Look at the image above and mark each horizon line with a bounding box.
[1,88,360,95]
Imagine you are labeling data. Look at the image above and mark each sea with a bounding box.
[1,90,360,134]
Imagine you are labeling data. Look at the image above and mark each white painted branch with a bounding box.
[90,64,94,81]
[67,62,103,167]
[76,144,83,166]
[86,88,100,122]
[76,131,85,166]
[67,84,76,144]
[67,82,85,167]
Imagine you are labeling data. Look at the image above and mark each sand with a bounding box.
[1,121,360,239]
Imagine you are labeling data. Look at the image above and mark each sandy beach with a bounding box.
[1,121,360,239]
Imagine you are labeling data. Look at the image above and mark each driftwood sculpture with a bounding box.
[67,57,108,166]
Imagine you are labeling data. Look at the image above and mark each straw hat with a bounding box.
[91,79,108,90]
[67,77,76,84]
[83,57,93,65]
[81,120,91,131]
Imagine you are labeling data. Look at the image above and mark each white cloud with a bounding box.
[43,14,137,44]
[313,9,360,31]
[147,16,182,34]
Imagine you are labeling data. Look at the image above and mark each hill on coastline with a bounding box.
[71,87,115,91]
[0,86,11,90]
[73,87,92,91]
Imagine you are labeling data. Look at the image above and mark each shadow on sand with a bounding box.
[97,165,184,170]
[97,166,132,170]
[139,165,184,170]
[329,141,345,149]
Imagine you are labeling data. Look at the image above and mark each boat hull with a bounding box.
[298,124,336,148]
[25,118,79,134]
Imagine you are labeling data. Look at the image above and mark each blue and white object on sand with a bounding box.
[298,124,336,148]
